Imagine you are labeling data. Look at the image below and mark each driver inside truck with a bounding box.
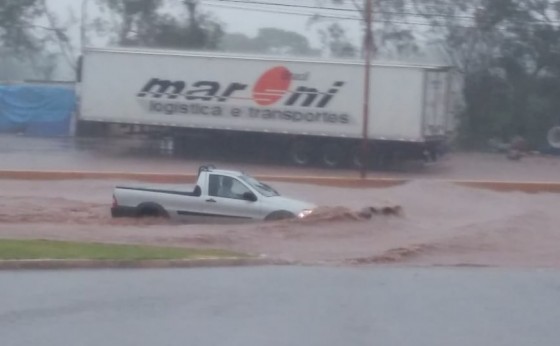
[218,176,240,199]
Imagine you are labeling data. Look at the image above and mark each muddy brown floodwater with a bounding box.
[1,178,560,268]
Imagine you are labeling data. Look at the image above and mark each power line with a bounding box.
[204,2,478,28]
[204,2,361,21]
[205,1,473,27]
[296,0,472,12]
[207,0,560,25]
[212,0,357,12]
[205,1,560,33]
[209,0,477,21]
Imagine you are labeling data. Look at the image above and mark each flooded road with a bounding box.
[1,266,560,346]
[2,134,560,266]
[2,177,560,267]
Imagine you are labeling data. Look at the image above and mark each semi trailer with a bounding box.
[77,47,459,167]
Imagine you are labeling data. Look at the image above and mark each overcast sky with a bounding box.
[47,0,363,49]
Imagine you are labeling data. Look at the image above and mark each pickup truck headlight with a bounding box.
[297,209,313,219]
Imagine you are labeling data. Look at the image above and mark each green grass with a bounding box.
[0,239,246,261]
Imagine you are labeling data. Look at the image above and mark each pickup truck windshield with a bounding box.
[239,175,280,197]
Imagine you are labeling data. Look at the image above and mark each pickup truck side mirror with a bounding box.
[243,192,257,202]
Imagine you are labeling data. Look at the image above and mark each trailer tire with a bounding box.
[548,126,560,149]
[321,143,344,168]
[351,145,367,168]
[289,140,313,166]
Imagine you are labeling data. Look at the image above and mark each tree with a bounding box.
[0,0,75,79]
[431,0,560,146]
[220,32,255,52]
[321,0,560,148]
[96,0,223,49]
[318,23,358,58]
[253,28,317,55]
[221,27,320,56]
[38,0,78,71]
[0,0,42,53]
[99,0,162,46]
[315,0,420,58]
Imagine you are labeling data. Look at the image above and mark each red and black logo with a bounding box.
[137,66,345,109]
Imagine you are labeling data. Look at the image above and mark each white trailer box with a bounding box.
[79,47,456,166]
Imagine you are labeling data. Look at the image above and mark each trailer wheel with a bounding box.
[351,145,367,168]
[289,140,313,166]
[321,143,344,168]
[548,126,560,149]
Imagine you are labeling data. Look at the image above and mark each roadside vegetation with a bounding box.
[0,239,245,261]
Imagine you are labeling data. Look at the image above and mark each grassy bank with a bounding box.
[0,239,246,261]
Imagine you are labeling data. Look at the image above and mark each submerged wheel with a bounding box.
[265,210,295,221]
[321,143,344,168]
[137,203,169,218]
[289,140,314,166]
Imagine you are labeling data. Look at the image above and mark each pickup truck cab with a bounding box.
[111,165,316,222]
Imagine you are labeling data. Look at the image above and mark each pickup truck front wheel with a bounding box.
[265,210,295,221]
[137,203,169,218]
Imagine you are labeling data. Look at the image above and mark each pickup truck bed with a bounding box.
[115,185,201,197]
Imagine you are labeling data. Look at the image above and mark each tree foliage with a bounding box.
[436,0,560,146]
[96,0,223,50]
[325,0,560,147]
[221,27,320,56]
[319,23,358,58]
[0,0,74,79]
[0,0,42,52]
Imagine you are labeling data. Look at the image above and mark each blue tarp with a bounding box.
[0,85,76,137]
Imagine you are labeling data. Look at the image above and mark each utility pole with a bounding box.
[360,0,373,179]
[81,0,90,51]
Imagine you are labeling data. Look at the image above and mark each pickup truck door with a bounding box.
[204,174,263,221]
[164,175,209,222]
[160,186,208,221]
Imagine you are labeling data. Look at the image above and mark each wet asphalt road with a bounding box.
[0,134,363,177]
[2,134,560,181]
[1,266,560,346]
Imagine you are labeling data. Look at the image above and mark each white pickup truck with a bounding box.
[111,165,315,222]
